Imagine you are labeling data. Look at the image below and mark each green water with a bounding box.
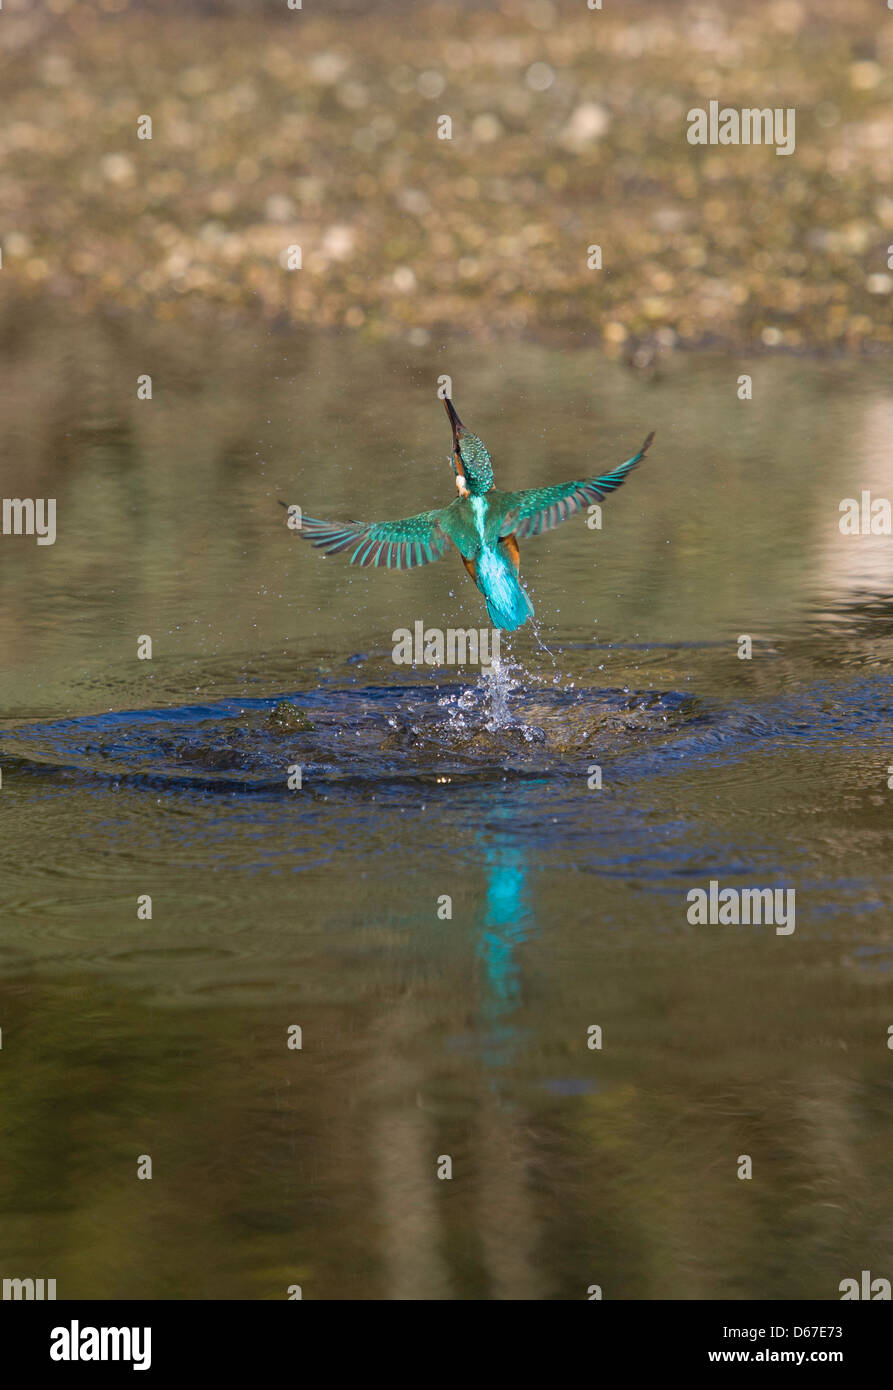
[0,311,891,1298]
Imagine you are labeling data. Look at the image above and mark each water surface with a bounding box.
[1,317,891,1298]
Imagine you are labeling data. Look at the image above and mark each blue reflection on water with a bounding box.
[474,805,536,1067]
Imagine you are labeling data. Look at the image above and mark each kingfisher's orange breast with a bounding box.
[459,534,520,588]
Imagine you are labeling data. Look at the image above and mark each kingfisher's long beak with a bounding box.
[443,396,464,444]
[443,397,468,490]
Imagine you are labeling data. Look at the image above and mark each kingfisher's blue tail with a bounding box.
[475,546,535,632]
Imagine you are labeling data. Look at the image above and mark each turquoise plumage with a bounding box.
[290,399,654,632]
[474,542,534,630]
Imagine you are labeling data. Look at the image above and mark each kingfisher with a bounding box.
[290,399,654,632]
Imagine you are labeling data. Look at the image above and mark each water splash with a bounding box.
[435,648,527,731]
[528,614,558,665]
[479,654,523,730]
[436,643,573,738]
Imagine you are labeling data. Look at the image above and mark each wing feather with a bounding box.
[292,508,452,568]
[498,432,654,540]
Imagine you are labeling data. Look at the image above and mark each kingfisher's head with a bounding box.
[443,397,494,497]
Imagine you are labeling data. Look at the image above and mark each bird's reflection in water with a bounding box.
[475,812,535,1065]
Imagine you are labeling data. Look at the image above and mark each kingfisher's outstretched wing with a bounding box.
[497,432,654,540]
[294,507,452,569]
